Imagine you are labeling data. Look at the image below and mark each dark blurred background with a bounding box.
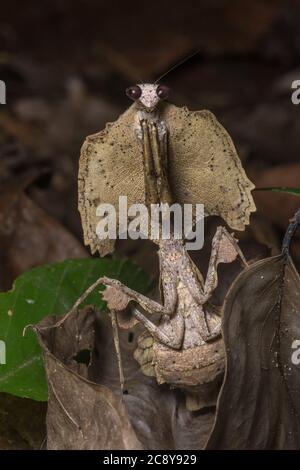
[0,0,300,449]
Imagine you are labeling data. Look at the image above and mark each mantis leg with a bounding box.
[203,226,248,301]
[100,277,175,316]
[100,277,182,349]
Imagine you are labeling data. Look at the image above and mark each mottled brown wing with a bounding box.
[162,105,256,231]
[79,105,145,256]
[78,102,255,256]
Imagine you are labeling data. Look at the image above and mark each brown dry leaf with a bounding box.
[0,180,88,290]
[36,307,215,450]
[79,103,255,256]
[207,237,300,449]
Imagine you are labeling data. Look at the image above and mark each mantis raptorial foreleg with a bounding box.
[202,226,248,302]
[101,277,182,349]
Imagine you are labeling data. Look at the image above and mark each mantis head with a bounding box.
[126,83,169,111]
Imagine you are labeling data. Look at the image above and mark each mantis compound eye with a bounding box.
[156,85,169,100]
[126,85,142,101]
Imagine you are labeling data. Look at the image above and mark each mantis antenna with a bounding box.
[154,50,200,83]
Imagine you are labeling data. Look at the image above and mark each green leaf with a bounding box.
[256,187,300,196]
[0,258,151,401]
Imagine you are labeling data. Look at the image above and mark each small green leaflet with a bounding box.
[256,187,300,196]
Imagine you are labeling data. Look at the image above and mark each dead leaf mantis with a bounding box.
[75,83,255,408]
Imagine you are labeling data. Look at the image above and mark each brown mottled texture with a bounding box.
[79,102,255,256]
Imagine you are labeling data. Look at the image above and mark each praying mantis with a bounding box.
[78,83,256,408]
